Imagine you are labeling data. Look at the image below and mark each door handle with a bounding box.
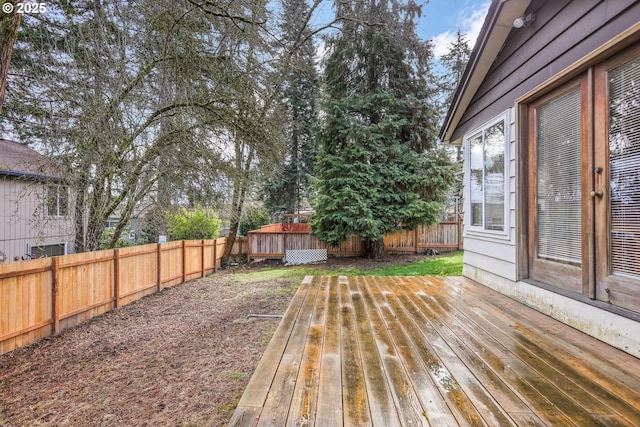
[590,190,603,198]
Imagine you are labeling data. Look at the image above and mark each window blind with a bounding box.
[536,88,582,265]
[609,57,640,279]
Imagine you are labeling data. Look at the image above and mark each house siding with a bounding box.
[449,0,640,355]
[459,0,639,281]
[0,176,75,262]
[451,0,640,142]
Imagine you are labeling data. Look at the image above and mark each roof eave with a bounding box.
[439,0,531,145]
[0,169,66,182]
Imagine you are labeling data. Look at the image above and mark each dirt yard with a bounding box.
[0,255,427,426]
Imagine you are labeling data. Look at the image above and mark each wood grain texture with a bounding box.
[231,275,640,426]
[0,238,229,355]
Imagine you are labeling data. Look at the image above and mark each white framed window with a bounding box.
[46,185,69,218]
[465,113,509,235]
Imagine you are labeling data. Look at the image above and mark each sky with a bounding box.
[308,0,491,62]
[417,0,491,58]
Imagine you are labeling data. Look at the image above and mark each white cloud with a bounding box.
[432,1,491,59]
[432,31,458,58]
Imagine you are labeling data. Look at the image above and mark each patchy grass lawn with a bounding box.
[229,250,463,285]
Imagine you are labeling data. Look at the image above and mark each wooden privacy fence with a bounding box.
[248,220,462,260]
[0,238,227,355]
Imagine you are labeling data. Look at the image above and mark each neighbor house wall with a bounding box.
[0,176,75,262]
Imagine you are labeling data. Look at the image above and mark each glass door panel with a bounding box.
[528,77,588,293]
[594,50,640,313]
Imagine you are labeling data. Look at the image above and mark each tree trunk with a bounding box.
[364,238,385,259]
[0,2,20,113]
[221,142,254,265]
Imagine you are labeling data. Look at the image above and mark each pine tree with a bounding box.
[262,0,319,214]
[312,0,454,258]
[440,30,471,111]
[440,30,471,203]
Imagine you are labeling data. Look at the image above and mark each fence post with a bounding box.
[201,239,205,277]
[247,232,252,262]
[52,257,60,334]
[283,232,287,260]
[182,240,187,283]
[157,243,162,291]
[213,238,217,272]
[114,248,120,308]
[415,227,419,254]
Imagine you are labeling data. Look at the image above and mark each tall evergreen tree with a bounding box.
[262,0,319,214]
[440,30,471,112]
[440,30,471,205]
[311,0,454,258]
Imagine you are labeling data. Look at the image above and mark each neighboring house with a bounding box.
[440,0,640,357]
[0,139,75,262]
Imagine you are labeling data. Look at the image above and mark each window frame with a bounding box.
[464,112,510,238]
[28,243,67,258]
[46,184,70,218]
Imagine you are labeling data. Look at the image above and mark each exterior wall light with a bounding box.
[513,13,535,28]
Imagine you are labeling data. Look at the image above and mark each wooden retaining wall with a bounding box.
[0,238,226,355]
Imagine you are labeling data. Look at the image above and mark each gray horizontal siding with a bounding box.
[451,0,640,141]
[0,177,75,262]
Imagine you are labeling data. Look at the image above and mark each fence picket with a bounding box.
[248,220,462,260]
[0,238,227,355]
[1,221,462,355]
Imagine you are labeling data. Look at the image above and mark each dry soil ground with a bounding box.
[0,255,425,426]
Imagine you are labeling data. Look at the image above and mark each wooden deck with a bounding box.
[229,276,640,426]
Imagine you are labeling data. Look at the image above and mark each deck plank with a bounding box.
[230,275,640,427]
[387,276,525,426]
[315,276,343,426]
[388,277,576,426]
[447,277,640,394]
[349,277,402,427]
[421,276,633,426]
[338,276,372,426]
[439,276,640,425]
[229,277,312,427]
[368,276,470,426]
[365,276,436,426]
[397,276,546,427]
[257,276,321,426]
[417,277,600,425]
[287,276,329,426]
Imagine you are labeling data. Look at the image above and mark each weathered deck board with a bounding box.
[314,276,343,426]
[229,276,640,426]
[435,277,640,424]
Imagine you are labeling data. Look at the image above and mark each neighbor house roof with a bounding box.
[0,139,64,181]
[439,0,531,145]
